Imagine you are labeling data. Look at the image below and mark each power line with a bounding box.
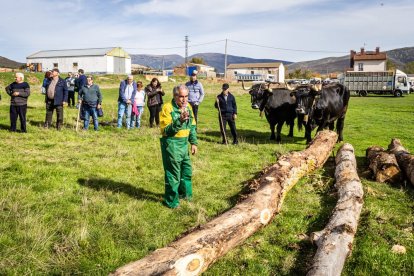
[124,39,225,51]
[228,39,348,54]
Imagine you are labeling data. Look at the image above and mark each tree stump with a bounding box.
[388,138,414,186]
[366,145,402,184]
[308,143,364,276]
[111,130,338,276]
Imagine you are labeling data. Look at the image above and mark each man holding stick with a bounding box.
[215,83,238,145]
[159,85,198,209]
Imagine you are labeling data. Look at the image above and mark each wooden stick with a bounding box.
[388,138,414,185]
[111,130,338,276]
[366,146,402,184]
[308,143,364,276]
[76,102,82,132]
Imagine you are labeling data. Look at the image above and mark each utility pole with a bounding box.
[224,38,228,79]
[184,35,189,64]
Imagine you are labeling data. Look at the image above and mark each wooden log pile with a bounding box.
[366,146,402,184]
[366,138,413,186]
[112,130,338,276]
[308,143,364,276]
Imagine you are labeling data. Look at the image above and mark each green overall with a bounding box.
[159,100,197,208]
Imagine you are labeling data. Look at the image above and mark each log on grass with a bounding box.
[366,146,402,184]
[112,130,338,276]
[307,143,364,276]
[388,138,414,185]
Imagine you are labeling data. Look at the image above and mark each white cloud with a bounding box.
[125,0,323,17]
[0,0,413,63]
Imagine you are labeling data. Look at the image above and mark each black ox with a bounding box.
[290,83,350,143]
[242,81,297,142]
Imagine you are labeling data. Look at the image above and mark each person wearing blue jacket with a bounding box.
[214,83,238,145]
[117,75,137,129]
[185,70,204,123]
[44,68,68,130]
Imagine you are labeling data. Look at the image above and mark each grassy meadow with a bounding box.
[0,72,413,275]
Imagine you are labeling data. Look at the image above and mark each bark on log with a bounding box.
[308,143,364,276]
[388,138,414,185]
[366,146,402,184]
[112,130,338,276]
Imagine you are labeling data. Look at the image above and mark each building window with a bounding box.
[53,63,58,68]
[234,71,237,75]
[73,62,78,67]
[358,63,363,71]
[251,71,254,74]
[268,70,271,74]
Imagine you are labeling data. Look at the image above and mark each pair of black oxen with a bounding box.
[241,81,350,143]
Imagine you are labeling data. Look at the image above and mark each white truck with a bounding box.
[340,69,411,97]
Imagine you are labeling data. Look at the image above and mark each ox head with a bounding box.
[287,83,322,130]
[241,81,271,110]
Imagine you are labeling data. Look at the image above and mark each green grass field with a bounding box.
[0,72,413,275]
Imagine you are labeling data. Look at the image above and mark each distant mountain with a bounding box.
[131,53,290,73]
[0,56,24,69]
[287,46,414,73]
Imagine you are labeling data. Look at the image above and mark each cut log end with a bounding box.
[174,254,205,276]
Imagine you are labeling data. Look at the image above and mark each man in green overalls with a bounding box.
[159,84,198,208]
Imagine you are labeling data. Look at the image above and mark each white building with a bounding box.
[26,47,131,74]
[226,62,285,82]
[350,47,387,72]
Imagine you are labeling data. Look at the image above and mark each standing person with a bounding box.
[117,75,137,129]
[159,84,198,208]
[65,72,76,107]
[75,69,87,92]
[214,83,238,145]
[185,70,204,123]
[44,68,68,130]
[42,71,52,94]
[145,77,165,128]
[78,75,102,131]
[5,73,30,132]
[131,81,146,128]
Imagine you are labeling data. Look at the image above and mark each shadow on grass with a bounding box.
[0,123,10,130]
[78,177,163,202]
[199,129,306,145]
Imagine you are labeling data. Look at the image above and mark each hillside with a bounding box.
[288,46,414,73]
[131,53,289,73]
[0,56,24,69]
[131,46,414,74]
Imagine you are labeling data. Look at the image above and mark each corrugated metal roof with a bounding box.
[227,62,282,69]
[27,47,130,58]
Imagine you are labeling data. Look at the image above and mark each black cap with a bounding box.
[222,83,229,90]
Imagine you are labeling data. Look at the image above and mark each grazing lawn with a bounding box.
[0,72,413,275]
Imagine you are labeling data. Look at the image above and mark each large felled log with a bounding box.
[308,143,364,276]
[366,146,402,184]
[112,130,338,276]
[388,138,414,185]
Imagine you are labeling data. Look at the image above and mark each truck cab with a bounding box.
[395,69,410,95]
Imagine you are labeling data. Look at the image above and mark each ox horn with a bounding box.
[241,80,252,91]
[285,82,297,91]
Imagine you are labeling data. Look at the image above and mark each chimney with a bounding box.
[350,50,356,68]
[360,48,365,54]
[376,47,380,54]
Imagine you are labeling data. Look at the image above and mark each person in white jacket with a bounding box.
[131,81,146,128]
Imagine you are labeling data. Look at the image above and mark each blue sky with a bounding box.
[0,0,413,63]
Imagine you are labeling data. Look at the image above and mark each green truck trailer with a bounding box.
[341,70,411,97]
